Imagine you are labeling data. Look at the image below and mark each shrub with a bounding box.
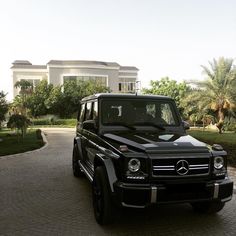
[224,122,236,132]
[52,119,76,126]
[35,129,42,139]
[7,114,31,138]
[31,118,51,126]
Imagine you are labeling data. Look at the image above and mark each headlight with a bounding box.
[128,158,140,172]
[214,156,224,170]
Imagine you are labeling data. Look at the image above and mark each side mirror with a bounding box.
[182,121,190,130]
[82,120,97,132]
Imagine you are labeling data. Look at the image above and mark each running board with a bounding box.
[78,160,93,182]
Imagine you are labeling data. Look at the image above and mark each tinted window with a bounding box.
[85,102,92,121]
[79,104,85,122]
[92,101,98,120]
[101,99,179,126]
[160,103,176,125]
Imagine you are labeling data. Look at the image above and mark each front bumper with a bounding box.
[113,177,234,208]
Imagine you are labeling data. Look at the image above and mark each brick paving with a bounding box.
[0,128,235,236]
[228,167,236,190]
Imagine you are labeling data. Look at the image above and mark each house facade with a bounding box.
[11,60,139,97]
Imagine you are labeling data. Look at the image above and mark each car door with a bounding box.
[82,101,99,170]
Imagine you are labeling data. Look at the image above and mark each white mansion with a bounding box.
[11,60,139,97]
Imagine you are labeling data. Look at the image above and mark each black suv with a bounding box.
[72,93,233,225]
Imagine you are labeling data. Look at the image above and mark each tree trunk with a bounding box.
[216,108,224,134]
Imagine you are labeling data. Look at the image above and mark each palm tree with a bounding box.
[0,91,9,128]
[15,79,33,95]
[14,80,33,115]
[187,57,236,133]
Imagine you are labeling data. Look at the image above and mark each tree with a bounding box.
[7,114,31,139]
[14,80,33,115]
[185,57,236,133]
[142,77,191,115]
[11,95,25,115]
[0,91,8,128]
[14,80,33,95]
[46,80,109,118]
[13,79,110,118]
[26,80,53,117]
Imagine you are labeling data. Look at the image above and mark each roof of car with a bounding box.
[81,93,173,102]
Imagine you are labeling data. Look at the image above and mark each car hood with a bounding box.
[103,132,209,154]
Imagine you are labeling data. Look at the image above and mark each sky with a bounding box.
[1,0,236,101]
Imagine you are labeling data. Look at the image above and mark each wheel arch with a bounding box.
[74,137,83,158]
[94,154,118,193]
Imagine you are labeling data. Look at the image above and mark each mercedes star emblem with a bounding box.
[176,160,189,175]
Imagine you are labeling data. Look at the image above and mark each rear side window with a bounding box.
[92,101,98,120]
[85,102,92,121]
[79,104,85,122]
[80,101,98,123]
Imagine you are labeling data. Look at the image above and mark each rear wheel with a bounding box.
[191,201,225,214]
[92,166,117,225]
[72,144,84,177]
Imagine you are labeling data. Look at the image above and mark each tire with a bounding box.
[191,201,225,214]
[92,166,116,225]
[72,144,84,177]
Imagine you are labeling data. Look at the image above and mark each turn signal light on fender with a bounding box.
[119,145,129,152]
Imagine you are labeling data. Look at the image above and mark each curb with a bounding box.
[0,131,48,160]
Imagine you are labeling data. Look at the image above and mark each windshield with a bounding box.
[101,98,180,127]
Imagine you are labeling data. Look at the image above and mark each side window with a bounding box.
[85,102,92,121]
[79,104,85,122]
[160,104,175,125]
[102,103,121,124]
[146,104,156,118]
[92,101,98,120]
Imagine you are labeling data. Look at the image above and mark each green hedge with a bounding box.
[31,118,77,127]
[52,119,77,126]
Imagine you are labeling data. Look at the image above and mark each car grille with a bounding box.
[152,157,210,177]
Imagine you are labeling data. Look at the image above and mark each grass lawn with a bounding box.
[0,129,44,156]
[188,130,236,145]
[188,130,236,166]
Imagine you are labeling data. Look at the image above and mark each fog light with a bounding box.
[214,156,224,170]
[128,158,140,172]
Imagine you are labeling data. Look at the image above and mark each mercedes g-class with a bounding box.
[72,93,233,225]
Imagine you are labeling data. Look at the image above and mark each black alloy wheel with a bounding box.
[92,166,116,225]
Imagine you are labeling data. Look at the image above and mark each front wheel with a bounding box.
[92,166,116,225]
[191,201,225,214]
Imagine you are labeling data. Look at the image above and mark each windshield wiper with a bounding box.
[134,122,165,130]
[103,122,136,130]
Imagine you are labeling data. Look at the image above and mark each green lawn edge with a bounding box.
[0,129,45,156]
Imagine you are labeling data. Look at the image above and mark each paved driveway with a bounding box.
[0,128,236,236]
